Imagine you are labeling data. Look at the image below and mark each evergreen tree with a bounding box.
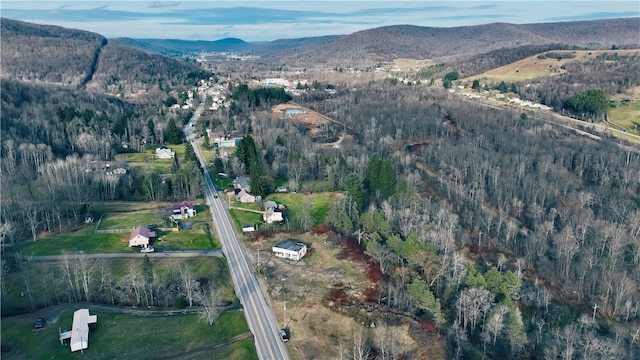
[497,81,508,93]
[167,118,182,144]
[565,88,608,119]
[146,119,156,143]
[344,173,364,213]
[184,143,198,163]
[365,154,396,199]
[408,278,445,324]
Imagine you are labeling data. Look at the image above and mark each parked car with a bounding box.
[34,318,44,329]
[140,247,155,253]
[279,328,289,342]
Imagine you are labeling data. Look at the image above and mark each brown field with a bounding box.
[391,58,433,71]
[244,231,446,360]
[464,49,640,83]
[272,103,329,128]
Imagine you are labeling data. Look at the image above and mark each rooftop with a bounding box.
[273,239,306,252]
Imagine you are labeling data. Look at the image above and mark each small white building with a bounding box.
[272,239,307,261]
[155,146,175,159]
[59,309,98,352]
[242,224,256,233]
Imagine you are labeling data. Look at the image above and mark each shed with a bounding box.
[272,239,307,261]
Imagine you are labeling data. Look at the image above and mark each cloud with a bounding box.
[544,11,639,22]
[148,1,181,9]
[1,1,638,41]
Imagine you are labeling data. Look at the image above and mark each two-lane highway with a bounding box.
[185,103,289,360]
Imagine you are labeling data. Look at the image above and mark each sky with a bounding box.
[2,1,638,42]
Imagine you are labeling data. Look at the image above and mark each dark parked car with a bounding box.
[34,318,44,329]
[279,328,289,342]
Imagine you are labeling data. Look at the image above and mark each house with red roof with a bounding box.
[171,202,197,220]
[129,226,156,248]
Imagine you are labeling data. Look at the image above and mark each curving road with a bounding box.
[185,102,289,360]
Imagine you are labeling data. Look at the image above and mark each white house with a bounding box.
[272,239,307,261]
[171,202,197,220]
[155,146,175,159]
[264,208,284,224]
[236,189,260,203]
[263,201,285,224]
[128,226,156,247]
[59,309,98,352]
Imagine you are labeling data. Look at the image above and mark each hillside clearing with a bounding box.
[464,49,640,83]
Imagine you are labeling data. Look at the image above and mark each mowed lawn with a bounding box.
[608,100,640,134]
[17,225,133,255]
[18,206,218,255]
[229,209,263,233]
[156,228,219,249]
[116,144,189,173]
[1,309,256,360]
[267,192,333,226]
[97,211,164,230]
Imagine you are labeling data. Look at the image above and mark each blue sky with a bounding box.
[2,1,638,41]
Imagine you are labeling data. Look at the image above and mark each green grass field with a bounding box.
[267,192,333,226]
[117,144,191,174]
[156,229,219,249]
[97,211,164,230]
[608,101,640,134]
[16,225,133,256]
[0,309,255,360]
[229,209,263,233]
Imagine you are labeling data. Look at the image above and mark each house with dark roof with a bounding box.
[272,239,307,261]
[171,202,197,220]
[129,226,156,247]
[233,176,251,192]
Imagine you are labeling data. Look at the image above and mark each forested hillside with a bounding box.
[0,18,213,243]
[1,18,107,87]
[261,18,640,68]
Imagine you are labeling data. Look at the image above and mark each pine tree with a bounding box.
[167,118,182,144]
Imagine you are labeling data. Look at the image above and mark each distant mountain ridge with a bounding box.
[272,18,640,66]
[112,37,253,56]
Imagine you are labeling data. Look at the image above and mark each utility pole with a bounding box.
[592,303,598,320]
[478,231,483,246]
[257,249,261,274]
[283,301,288,327]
